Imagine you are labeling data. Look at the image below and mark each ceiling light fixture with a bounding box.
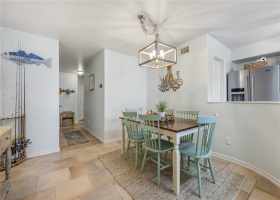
[138,15,177,69]
[77,70,84,75]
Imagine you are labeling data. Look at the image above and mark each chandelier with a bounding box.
[138,15,177,69]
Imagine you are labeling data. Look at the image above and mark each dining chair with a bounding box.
[165,110,199,143]
[176,110,199,144]
[123,111,145,168]
[139,114,174,186]
[125,108,143,114]
[165,108,175,114]
[164,110,199,160]
[179,113,218,198]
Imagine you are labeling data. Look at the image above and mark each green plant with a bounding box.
[155,101,167,112]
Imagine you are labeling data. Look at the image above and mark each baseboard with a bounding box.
[84,127,105,143]
[103,137,122,144]
[212,152,280,188]
[27,148,60,158]
[84,127,122,144]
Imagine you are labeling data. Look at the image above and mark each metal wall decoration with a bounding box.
[158,65,183,92]
[60,88,75,95]
[1,50,52,68]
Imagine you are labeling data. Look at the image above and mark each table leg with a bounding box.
[173,135,180,195]
[5,147,11,181]
[120,119,125,155]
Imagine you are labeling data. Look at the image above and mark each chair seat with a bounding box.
[129,132,145,141]
[179,142,212,159]
[145,139,174,152]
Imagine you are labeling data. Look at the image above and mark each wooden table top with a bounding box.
[0,126,12,136]
[120,117,198,133]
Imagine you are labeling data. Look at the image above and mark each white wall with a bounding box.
[1,27,59,157]
[84,49,147,142]
[146,34,280,185]
[59,72,78,123]
[84,51,105,141]
[104,49,147,142]
[231,36,280,62]
[147,35,208,111]
[207,35,232,102]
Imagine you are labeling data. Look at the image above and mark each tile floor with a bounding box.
[1,122,279,200]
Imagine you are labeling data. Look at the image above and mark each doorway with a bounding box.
[79,84,85,120]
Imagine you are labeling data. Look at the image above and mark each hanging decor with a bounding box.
[60,88,75,95]
[158,65,183,92]
[1,50,52,68]
[138,15,177,69]
[1,46,32,170]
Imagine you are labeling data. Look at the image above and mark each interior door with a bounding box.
[79,85,85,120]
[213,57,225,102]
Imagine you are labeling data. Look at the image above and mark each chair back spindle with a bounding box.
[176,110,199,143]
[123,112,141,140]
[139,114,161,150]
[125,108,143,114]
[195,114,218,157]
[176,110,199,122]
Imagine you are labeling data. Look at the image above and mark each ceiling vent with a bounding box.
[181,46,189,55]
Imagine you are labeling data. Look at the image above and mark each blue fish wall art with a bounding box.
[1,50,52,68]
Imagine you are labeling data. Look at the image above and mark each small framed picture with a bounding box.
[89,74,95,91]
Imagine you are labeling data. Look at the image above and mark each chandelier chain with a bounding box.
[138,15,158,37]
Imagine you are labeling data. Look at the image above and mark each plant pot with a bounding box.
[158,112,165,117]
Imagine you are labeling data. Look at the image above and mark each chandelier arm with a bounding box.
[175,71,183,86]
[158,75,169,92]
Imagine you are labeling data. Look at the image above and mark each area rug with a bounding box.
[99,150,246,200]
[63,130,89,146]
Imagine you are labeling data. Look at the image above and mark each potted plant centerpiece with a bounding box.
[156,101,167,117]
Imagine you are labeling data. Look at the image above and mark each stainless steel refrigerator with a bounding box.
[227,65,280,101]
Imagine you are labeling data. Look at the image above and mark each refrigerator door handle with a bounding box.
[245,76,249,101]
[251,75,254,101]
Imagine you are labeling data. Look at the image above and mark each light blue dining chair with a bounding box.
[176,110,199,144]
[139,114,174,186]
[125,108,143,114]
[165,110,199,144]
[179,113,218,198]
[123,111,145,168]
[165,108,175,114]
[164,110,199,160]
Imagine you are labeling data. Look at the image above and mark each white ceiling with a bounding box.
[1,1,280,73]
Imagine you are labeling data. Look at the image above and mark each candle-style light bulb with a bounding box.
[160,50,164,59]
[149,53,153,59]
[152,50,156,58]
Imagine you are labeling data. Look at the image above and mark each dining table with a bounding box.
[119,116,200,195]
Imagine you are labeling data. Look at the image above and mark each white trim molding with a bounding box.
[213,152,280,188]
[212,55,226,102]
[84,127,123,144]
[27,148,60,158]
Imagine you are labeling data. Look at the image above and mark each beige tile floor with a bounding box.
[1,122,279,200]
